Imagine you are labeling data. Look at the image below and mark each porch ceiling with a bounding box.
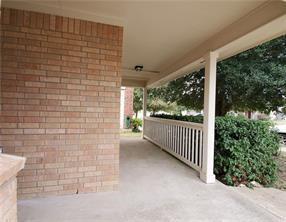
[4,0,286,88]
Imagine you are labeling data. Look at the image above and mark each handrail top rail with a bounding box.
[144,116,203,129]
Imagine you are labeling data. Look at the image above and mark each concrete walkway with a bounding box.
[18,137,283,222]
[234,186,286,220]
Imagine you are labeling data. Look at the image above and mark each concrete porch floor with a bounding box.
[18,137,282,222]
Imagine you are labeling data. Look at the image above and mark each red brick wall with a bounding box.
[0,8,123,198]
[124,87,134,118]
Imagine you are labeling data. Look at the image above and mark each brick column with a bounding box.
[1,8,123,198]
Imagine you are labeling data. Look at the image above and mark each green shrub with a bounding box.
[151,114,280,186]
[214,115,279,186]
[131,118,142,132]
[151,113,203,124]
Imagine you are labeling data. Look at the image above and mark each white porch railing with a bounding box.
[143,117,203,172]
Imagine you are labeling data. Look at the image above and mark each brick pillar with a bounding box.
[1,8,123,198]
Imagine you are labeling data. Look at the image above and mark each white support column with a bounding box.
[200,51,218,184]
[120,87,125,129]
[142,87,147,139]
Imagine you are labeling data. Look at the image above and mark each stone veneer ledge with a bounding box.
[0,154,26,222]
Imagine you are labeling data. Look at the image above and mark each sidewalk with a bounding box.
[233,186,286,220]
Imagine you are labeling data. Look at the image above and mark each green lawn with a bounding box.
[274,152,286,191]
[120,129,142,137]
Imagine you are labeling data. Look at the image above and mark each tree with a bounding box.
[147,87,186,115]
[133,88,143,117]
[147,98,169,115]
[133,87,185,116]
[162,35,286,116]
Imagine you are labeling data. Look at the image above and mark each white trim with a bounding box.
[143,135,201,172]
[148,1,286,87]
[120,87,126,129]
[143,117,204,173]
[200,51,218,184]
[142,88,147,138]
[144,117,203,130]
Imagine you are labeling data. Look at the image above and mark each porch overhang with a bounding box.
[3,1,285,89]
[2,0,286,187]
[121,79,146,88]
[148,1,286,88]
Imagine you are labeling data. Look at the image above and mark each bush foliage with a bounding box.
[151,114,279,186]
[131,118,142,132]
[214,116,279,186]
[151,114,203,124]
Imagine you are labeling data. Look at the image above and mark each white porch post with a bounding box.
[200,51,218,183]
[142,87,147,138]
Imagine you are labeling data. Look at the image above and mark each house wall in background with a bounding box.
[124,87,134,119]
[120,87,134,129]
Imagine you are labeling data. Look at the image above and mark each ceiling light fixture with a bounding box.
[134,65,143,72]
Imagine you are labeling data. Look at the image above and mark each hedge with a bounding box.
[151,114,279,186]
[151,113,203,124]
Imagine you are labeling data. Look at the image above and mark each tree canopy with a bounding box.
[133,87,184,115]
[133,88,143,117]
[157,35,286,116]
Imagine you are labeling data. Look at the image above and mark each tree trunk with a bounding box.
[247,111,252,119]
[215,107,228,117]
[215,98,229,116]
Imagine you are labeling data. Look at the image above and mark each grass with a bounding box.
[120,129,142,137]
[273,151,286,191]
